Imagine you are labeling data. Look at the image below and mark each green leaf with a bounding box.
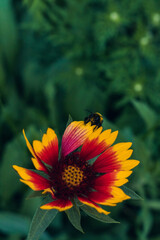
[66,114,73,128]
[80,205,119,223]
[27,205,58,240]
[26,191,43,199]
[66,205,84,233]
[131,99,157,129]
[121,186,142,200]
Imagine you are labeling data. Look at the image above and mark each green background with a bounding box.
[0,0,160,239]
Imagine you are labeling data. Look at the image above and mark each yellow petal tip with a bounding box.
[12,165,19,171]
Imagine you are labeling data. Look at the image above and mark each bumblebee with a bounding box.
[84,112,103,129]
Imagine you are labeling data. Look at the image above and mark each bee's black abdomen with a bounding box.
[84,112,103,129]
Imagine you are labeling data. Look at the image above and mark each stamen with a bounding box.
[62,165,84,188]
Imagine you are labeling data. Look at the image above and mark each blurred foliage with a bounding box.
[0,0,160,239]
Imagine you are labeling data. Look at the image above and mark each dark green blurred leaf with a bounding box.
[66,205,84,233]
[137,206,153,239]
[27,206,58,240]
[131,100,157,129]
[0,136,28,204]
[121,186,143,200]
[146,200,160,210]
[0,0,18,67]
[1,0,160,239]
[0,212,30,235]
[80,205,119,223]
[26,191,43,199]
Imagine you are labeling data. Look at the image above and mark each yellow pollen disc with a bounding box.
[62,165,84,188]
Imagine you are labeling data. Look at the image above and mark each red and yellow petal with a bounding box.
[79,127,104,161]
[93,142,139,173]
[92,170,133,206]
[87,191,112,204]
[40,199,73,211]
[120,160,139,170]
[88,187,130,207]
[112,142,132,152]
[23,129,36,158]
[92,148,119,173]
[61,121,94,157]
[13,165,51,191]
[31,157,47,172]
[42,187,55,196]
[78,196,110,215]
[80,129,118,162]
[114,178,128,186]
[105,187,130,205]
[94,171,132,193]
[90,173,116,205]
[23,130,47,172]
[94,172,117,187]
[99,130,118,147]
[33,128,59,167]
[113,171,132,186]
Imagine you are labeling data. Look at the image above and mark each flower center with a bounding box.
[62,165,84,188]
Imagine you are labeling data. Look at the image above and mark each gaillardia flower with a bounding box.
[13,120,139,215]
